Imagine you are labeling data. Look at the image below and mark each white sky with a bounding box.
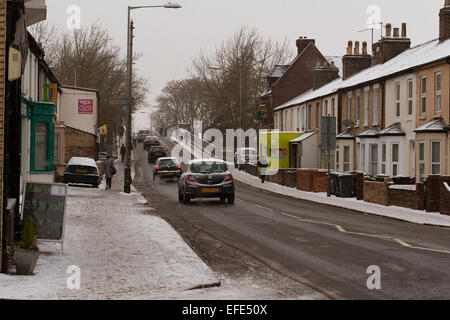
[45,0,445,130]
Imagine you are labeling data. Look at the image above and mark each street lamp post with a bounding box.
[124,2,181,194]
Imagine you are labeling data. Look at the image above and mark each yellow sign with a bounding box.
[99,125,107,135]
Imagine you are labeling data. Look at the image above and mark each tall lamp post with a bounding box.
[124,2,182,193]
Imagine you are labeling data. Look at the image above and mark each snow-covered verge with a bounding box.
[0,165,287,300]
[230,169,450,228]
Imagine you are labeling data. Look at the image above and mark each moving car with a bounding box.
[97,152,108,161]
[143,136,161,149]
[64,157,100,188]
[153,157,182,181]
[178,159,235,204]
[148,145,167,163]
[234,147,258,170]
[137,130,152,143]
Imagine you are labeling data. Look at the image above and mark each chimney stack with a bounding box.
[313,62,340,90]
[373,22,411,64]
[296,37,315,55]
[440,0,450,42]
[342,40,372,80]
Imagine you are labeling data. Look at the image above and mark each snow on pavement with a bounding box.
[0,167,288,300]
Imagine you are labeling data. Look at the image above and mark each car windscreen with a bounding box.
[158,159,177,166]
[190,161,227,173]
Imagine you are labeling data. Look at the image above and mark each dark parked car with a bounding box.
[143,136,161,149]
[148,145,167,163]
[64,157,100,188]
[153,157,182,181]
[178,159,235,204]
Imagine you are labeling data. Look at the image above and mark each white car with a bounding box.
[234,148,258,170]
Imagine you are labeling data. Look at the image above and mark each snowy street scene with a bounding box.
[1,0,450,311]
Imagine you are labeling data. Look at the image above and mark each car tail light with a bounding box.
[155,166,161,171]
[187,174,197,183]
[64,166,70,173]
[177,165,182,170]
[149,148,152,152]
[93,168,98,175]
[224,174,233,182]
[163,147,166,152]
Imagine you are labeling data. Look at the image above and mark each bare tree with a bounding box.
[28,22,59,62]
[154,27,292,134]
[39,22,148,145]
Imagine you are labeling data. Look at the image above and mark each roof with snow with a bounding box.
[358,128,380,138]
[289,131,317,143]
[267,65,290,78]
[336,129,355,139]
[274,38,450,112]
[379,123,406,136]
[275,78,342,111]
[414,118,448,133]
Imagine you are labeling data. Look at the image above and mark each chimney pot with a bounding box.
[354,41,360,55]
[362,41,368,55]
[347,41,353,55]
[386,23,392,37]
[393,28,400,38]
[401,23,407,37]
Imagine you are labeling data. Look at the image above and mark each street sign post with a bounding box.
[109,97,129,107]
[320,117,337,197]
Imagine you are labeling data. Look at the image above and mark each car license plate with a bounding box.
[76,169,87,173]
[164,172,173,176]
[203,188,219,193]
[155,153,161,155]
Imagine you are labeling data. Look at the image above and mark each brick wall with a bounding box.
[388,185,423,210]
[426,175,442,213]
[268,171,282,184]
[65,126,96,163]
[283,170,297,188]
[313,170,328,193]
[297,169,315,192]
[354,172,364,200]
[440,176,450,216]
[364,181,389,206]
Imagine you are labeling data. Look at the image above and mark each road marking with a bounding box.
[255,204,273,211]
[276,212,450,255]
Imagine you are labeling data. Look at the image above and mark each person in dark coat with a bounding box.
[257,156,270,184]
[104,155,115,190]
[120,144,126,163]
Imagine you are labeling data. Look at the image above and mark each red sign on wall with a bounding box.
[78,99,94,114]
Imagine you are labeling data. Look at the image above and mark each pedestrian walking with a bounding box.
[257,156,270,184]
[120,144,126,163]
[132,133,137,147]
[104,155,116,190]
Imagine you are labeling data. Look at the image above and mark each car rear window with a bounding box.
[190,162,227,173]
[151,146,164,152]
[158,159,177,166]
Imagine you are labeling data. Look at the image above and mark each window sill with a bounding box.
[30,171,55,174]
